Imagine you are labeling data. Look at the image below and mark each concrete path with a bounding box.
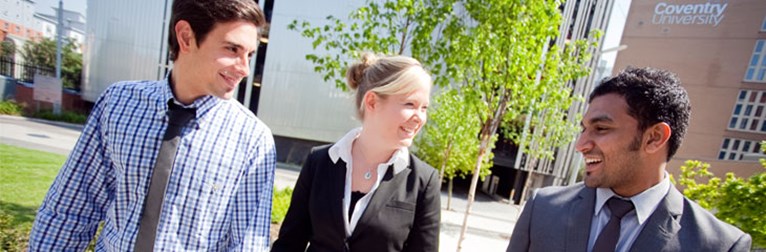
[0,114,519,251]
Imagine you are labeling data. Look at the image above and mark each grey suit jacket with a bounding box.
[506,183,752,252]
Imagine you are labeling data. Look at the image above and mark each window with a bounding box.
[762,16,766,31]
[719,138,763,161]
[745,40,766,82]
[728,90,766,133]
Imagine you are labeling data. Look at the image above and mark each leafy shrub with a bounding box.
[272,187,293,224]
[0,100,23,115]
[678,142,766,248]
[33,110,88,124]
[0,209,31,252]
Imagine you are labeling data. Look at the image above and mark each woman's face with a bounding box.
[366,80,431,150]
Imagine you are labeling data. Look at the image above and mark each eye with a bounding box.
[226,46,238,54]
[247,51,255,59]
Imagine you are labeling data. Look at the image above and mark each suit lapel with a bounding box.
[352,164,411,237]
[331,158,350,236]
[629,187,683,252]
[566,186,595,251]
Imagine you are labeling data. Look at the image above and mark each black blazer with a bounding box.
[272,145,441,252]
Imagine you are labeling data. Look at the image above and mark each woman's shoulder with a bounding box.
[409,154,438,177]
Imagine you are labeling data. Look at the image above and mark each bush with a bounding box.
[0,100,23,115]
[678,142,766,248]
[272,187,293,224]
[32,110,88,124]
[0,209,31,252]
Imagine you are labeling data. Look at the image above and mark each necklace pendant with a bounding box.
[364,171,372,180]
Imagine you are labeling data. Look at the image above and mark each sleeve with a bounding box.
[728,233,752,252]
[229,127,277,251]
[403,167,441,252]
[271,149,316,252]
[28,87,114,251]
[506,193,536,252]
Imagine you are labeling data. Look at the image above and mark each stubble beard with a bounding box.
[584,134,642,189]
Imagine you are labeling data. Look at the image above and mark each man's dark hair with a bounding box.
[590,66,691,161]
[168,0,266,61]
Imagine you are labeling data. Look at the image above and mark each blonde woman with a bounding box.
[272,53,440,252]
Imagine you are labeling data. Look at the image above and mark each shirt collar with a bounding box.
[161,71,221,122]
[328,127,410,175]
[594,173,671,224]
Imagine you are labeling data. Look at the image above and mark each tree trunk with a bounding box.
[456,131,491,252]
[457,92,509,252]
[447,178,454,211]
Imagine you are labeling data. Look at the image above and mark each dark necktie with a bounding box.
[593,197,635,252]
[134,101,196,251]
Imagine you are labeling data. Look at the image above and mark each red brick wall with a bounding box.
[14,84,91,114]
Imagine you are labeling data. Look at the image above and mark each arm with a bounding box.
[728,233,752,252]
[229,128,277,251]
[271,150,316,252]
[403,168,441,252]
[506,194,535,252]
[28,89,113,251]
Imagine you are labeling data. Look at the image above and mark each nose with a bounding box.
[234,54,250,76]
[413,109,426,124]
[575,132,592,154]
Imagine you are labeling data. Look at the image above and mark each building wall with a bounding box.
[614,0,766,178]
[258,0,371,143]
[82,0,170,101]
[0,0,36,29]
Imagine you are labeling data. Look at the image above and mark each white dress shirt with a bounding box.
[587,173,671,252]
[328,127,410,237]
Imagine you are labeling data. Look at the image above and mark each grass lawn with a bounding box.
[0,143,292,249]
[0,144,65,225]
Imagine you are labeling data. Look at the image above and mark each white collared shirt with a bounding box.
[327,127,410,237]
[587,173,671,252]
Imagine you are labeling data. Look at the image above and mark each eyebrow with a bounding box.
[580,115,613,127]
[224,41,255,54]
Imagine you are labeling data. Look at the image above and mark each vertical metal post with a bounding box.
[54,0,63,115]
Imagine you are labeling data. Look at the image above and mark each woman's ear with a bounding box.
[644,122,671,155]
[175,20,196,54]
[363,91,378,112]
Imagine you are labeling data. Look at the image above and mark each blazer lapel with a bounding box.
[629,187,683,252]
[352,164,411,237]
[566,186,595,251]
[331,158,350,236]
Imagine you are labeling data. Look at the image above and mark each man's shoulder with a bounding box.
[217,99,272,134]
[680,195,748,238]
[534,182,589,202]
[105,79,162,94]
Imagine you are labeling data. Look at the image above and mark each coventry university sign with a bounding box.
[652,2,728,27]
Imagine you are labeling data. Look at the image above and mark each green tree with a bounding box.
[288,1,596,249]
[678,142,766,248]
[287,0,453,91]
[19,38,82,90]
[0,41,14,59]
[414,89,493,210]
[425,1,595,249]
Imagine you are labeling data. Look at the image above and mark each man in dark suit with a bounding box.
[507,67,752,252]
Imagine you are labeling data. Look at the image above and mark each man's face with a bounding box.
[576,93,645,196]
[185,20,259,100]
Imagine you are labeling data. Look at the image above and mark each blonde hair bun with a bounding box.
[346,52,379,90]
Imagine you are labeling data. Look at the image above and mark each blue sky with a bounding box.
[34,0,87,16]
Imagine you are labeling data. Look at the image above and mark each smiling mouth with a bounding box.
[401,126,418,136]
[585,158,602,165]
[220,72,240,87]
